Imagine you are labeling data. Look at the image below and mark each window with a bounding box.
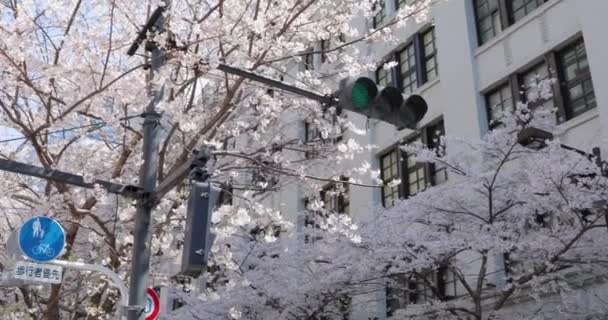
[508,0,548,24]
[422,28,438,82]
[473,0,549,45]
[386,274,418,315]
[303,179,349,243]
[486,83,514,126]
[405,137,427,196]
[398,43,418,94]
[556,39,596,119]
[519,62,553,110]
[484,37,595,127]
[379,119,446,208]
[380,149,401,208]
[376,28,438,94]
[303,48,314,70]
[427,121,447,185]
[397,0,419,9]
[376,65,392,88]
[304,121,321,159]
[303,109,344,159]
[320,39,331,63]
[474,0,502,45]
[320,181,350,215]
[440,266,459,299]
[386,267,460,317]
[303,200,323,244]
[373,0,387,28]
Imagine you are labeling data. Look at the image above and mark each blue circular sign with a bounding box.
[18,216,65,262]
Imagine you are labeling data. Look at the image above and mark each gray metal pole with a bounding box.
[126,9,167,320]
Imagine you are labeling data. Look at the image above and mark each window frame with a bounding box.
[506,0,548,24]
[379,118,446,208]
[386,265,460,317]
[483,36,595,127]
[374,26,437,93]
[396,0,420,9]
[473,0,550,46]
[473,0,505,45]
[304,120,321,159]
[302,177,350,243]
[320,38,330,63]
[373,0,388,29]
[398,42,419,94]
[485,81,515,128]
[421,27,438,83]
[555,38,596,120]
[303,47,314,70]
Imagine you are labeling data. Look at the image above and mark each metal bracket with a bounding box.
[189,148,211,182]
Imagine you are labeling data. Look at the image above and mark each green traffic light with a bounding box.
[352,81,373,110]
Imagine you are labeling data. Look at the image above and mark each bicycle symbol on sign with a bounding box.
[32,243,55,257]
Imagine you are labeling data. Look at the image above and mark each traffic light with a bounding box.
[180,181,221,276]
[336,77,428,130]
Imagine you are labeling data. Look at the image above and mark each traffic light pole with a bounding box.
[126,5,166,320]
[216,64,335,105]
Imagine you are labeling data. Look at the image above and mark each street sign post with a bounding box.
[13,260,63,284]
[18,216,65,262]
[144,288,160,320]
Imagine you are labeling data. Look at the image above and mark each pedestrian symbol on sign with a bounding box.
[32,217,44,239]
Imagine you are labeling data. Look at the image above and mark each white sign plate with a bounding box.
[13,260,63,284]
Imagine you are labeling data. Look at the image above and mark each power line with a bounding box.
[0,114,142,144]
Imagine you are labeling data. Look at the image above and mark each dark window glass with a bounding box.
[303,48,314,70]
[376,65,391,87]
[321,181,349,214]
[320,39,331,63]
[508,0,547,23]
[486,83,514,126]
[427,121,447,185]
[304,121,320,159]
[397,0,419,8]
[386,274,416,316]
[422,28,438,82]
[557,39,596,119]
[474,0,502,45]
[399,43,417,94]
[373,0,387,28]
[303,179,349,243]
[303,198,323,244]
[380,149,401,208]
[379,120,446,207]
[386,268,460,317]
[519,62,553,110]
[405,137,427,196]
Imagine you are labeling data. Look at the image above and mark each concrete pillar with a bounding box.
[574,0,608,155]
[434,0,486,140]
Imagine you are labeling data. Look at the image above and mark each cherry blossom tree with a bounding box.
[165,102,608,319]
[0,0,435,319]
[363,104,608,319]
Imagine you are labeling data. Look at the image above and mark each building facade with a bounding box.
[276,0,608,319]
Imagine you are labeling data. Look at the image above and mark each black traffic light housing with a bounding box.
[180,181,221,276]
[336,77,428,130]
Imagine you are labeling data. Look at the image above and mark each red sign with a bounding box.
[145,288,160,320]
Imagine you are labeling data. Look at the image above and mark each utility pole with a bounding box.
[126,4,167,320]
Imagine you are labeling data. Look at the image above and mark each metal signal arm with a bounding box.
[0,158,141,197]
